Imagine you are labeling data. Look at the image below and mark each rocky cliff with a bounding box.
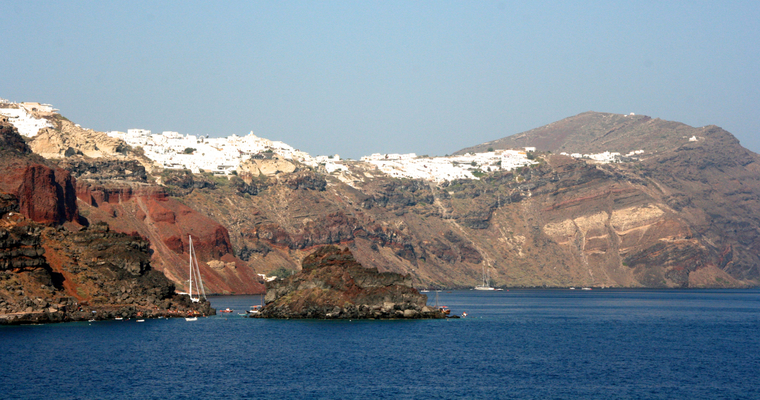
[29,114,157,172]
[448,113,760,287]
[25,111,760,290]
[169,113,760,289]
[26,155,265,295]
[0,117,79,226]
[72,174,265,295]
[0,118,214,324]
[0,195,214,324]
[258,245,445,319]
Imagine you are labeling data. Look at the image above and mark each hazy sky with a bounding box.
[2,1,758,159]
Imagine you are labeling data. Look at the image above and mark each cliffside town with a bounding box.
[0,98,638,182]
[2,96,759,293]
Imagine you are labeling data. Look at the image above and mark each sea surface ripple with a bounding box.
[2,289,759,399]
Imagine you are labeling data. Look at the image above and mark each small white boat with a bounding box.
[136,319,145,323]
[114,317,123,321]
[474,265,495,291]
[185,317,198,322]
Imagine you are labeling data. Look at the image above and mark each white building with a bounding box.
[0,106,53,137]
[359,149,537,182]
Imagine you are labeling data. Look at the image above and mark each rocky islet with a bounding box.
[257,245,447,319]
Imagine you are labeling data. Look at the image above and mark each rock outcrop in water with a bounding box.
[257,245,445,319]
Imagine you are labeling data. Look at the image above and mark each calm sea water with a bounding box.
[2,289,759,399]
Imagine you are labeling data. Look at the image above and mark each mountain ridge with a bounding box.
[454,111,734,157]
[3,104,759,290]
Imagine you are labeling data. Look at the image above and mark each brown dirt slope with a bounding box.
[456,111,710,155]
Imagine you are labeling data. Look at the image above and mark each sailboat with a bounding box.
[474,264,495,291]
[185,235,206,321]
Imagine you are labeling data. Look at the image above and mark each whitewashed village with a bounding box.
[0,98,650,183]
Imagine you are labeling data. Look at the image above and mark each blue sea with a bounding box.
[2,289,759,399]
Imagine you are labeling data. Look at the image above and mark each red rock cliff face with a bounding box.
[0,119,78,225]
[76,179,264,295]
[14,165,78,225]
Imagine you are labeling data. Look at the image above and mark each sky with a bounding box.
[2,1,759,159]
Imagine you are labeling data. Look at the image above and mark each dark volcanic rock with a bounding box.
[0,213,215,325]
[247,211,414,252]
[58,158,148,183]
[279,170,326,191]
[160,169,216,195]
[258,246,445,319]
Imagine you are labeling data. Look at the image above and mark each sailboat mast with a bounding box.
[188,235,194,299]
[193,246,206,299]
[187,235,206,302]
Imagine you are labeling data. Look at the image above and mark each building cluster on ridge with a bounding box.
[0,98,649,182]
[359,150,538,182]
[105,129,315,175]
[0,99,55,137]
[559,150,645,163]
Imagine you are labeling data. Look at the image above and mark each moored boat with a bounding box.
[474,265,495,290]
[186,236,207,304]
